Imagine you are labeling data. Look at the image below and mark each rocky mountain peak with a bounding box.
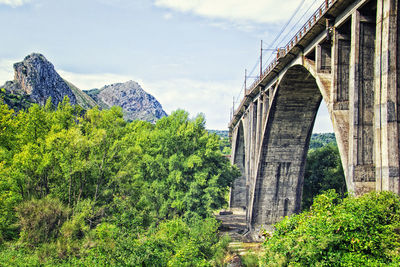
[86,80,167,122]
[7,53,77,106]
[1,53,167,123]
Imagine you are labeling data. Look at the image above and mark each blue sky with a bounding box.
[0,0,332,132]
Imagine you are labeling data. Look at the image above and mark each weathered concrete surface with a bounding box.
[229,0,400,237]
[248,66,321,233]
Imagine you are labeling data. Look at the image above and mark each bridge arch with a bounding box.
[249,64,323,230]
[229,120,247,209]
[228,0,400,239]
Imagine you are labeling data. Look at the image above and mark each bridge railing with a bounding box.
[243,0,337,96]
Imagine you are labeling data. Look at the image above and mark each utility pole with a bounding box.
[260,40,263,77]
[244,69,247,96]
[232,96,235,118]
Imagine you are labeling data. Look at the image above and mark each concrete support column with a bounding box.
[249,102,257,183]
[348,10,376,195]
[262,92,269,130]
[374,0,400,194]
[333,26,351,107]
[317,42,332,73]
[243,112,251,193]
[331,23,351,184]
[256,96,263,160]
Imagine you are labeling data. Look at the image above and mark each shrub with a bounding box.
[262,190,400,266]
[16,196,70,246]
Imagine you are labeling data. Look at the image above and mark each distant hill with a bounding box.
[309,133,336,149]
[0,53,167,122]
[208,131,336,148]
[208,130,229,138]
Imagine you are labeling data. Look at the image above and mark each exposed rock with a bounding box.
[2,53,77,107]
[1,53,167,123]
[85,81,167,122]
[226,255,243,267]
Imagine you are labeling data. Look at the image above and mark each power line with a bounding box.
[276,0,319,49]
[266,0,307,51]
[262,0,319,70]
[247,60,259,79]
[261,0,308,69]
[233,0,322,112]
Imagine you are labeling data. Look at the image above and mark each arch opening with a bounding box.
[230,121,247,209]
[249,65,326,229]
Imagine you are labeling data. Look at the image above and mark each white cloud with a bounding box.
[57,71,236,129]
[141,78,239,130]
[154,0,317,24]
[313,103,334,133]
[163,13,173,20]
[0,59,16,85]
[0,0,31,7]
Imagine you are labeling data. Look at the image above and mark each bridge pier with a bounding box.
[348,7,376,195]
[374,0,400,194]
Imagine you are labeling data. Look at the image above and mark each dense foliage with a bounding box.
[262,190,400,266]
[0,97,239,265]
[302,143,346,210]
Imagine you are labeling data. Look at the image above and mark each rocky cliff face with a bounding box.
[1,53,167,123]
[2,53,77,107]
[85,81,167,122]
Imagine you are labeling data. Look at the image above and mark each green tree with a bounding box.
[0,100,239,265]
[302,143,346,210]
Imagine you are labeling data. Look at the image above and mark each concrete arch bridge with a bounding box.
[228,0,400,235]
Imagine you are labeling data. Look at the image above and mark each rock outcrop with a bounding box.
[1,53,167,123]
[85,81,167,122]
[2,53,77,107]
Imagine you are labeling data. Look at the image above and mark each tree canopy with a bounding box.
[0,98,239,265]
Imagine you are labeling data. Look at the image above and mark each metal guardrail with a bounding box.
[242,0,337,97]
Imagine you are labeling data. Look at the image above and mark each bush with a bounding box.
[16,197,70,246]
[56,200,95,259]
[86,217,222,266]
[262,190,400,266]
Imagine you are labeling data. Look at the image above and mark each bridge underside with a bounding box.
[249,66,322,228]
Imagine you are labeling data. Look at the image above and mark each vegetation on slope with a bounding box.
[262,190,400,266]
[0,98,239,265]
[64,80,98,109]
[0,88,33,111]
[309,132,337,149]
